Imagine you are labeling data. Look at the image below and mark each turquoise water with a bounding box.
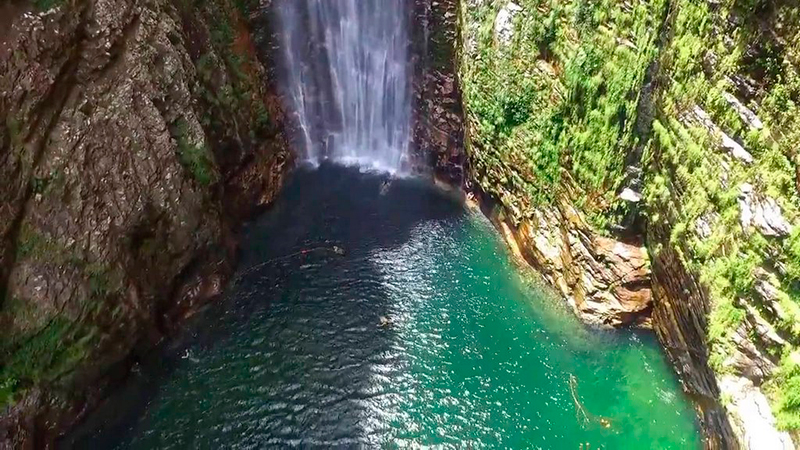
[68,165,700,449]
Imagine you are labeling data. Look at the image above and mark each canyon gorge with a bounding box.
[0,0,798,448]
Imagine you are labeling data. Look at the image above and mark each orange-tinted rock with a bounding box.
[482,192,653,329]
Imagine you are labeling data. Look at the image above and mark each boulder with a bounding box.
[719,376,796,450]
[738,184,793,237]
[723,92,764,130]
[494,2,522,46]
[619,187,642,203]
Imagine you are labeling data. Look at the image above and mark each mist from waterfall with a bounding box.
[276,0,412,173]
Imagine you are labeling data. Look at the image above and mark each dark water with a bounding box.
[67,165,700,449]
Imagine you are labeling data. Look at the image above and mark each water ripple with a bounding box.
[67,167,700,450]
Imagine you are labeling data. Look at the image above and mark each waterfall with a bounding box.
[276,0,412,174]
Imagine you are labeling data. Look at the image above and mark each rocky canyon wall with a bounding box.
[411,0,466,184]
[0,0,290,446]
[2,0,799,448]
[457,0,800,448]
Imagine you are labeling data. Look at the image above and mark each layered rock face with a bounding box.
[458,0,800,448]
[458,0,661,328]
[412,0,654,328]
[0,0,290,445]
[487,194,652,327]
[411,0,466,184]
[645,2,799,447]
[2,0,798,448]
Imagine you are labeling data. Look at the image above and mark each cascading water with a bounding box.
[276,0,412,173]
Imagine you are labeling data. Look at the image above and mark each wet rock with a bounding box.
[411,0,465,184]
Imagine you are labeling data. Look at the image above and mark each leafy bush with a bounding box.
[462,0,667,221]
[641,0,800,430]
[772,352,800,430]
[171,118,217,186]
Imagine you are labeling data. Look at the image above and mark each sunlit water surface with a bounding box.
[67,165,700,449]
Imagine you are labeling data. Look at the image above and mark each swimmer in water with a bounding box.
[380,178,391,195]
[181,349,199,363]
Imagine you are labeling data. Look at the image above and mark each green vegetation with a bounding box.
[232,0,259,16]
[171,118,217,186]
[640,0,800,429]
[769,351,800,430]
[15,223,47,260]
[15,222,68,262]
[33,0,62,12]
[461,0,666,225]
[2,223,123,407]
[5,117,21,147]
[254,101,271,136]
[461,0,800,431]
[0,317,94,407]
[185,0,273,141]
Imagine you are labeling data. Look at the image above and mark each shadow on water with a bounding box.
[63,163,701,449]
[62,163,464,448]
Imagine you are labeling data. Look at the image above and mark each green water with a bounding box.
[69,165,700,449]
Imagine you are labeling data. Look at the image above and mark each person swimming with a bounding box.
[380,178,392,195]
[181,349,199,363]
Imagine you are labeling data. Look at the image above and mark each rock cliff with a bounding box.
[457,0,800,448]
[2,0,799,448]
[411,0,466,185]
[0,0,290,446]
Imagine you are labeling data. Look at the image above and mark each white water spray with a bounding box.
[276,0,412,173]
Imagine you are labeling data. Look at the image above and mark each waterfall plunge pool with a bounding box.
[65,165,700,448]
